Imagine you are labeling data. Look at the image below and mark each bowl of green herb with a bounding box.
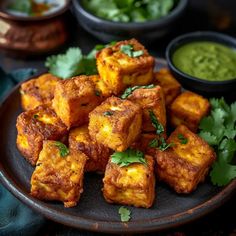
[72,0,188,43]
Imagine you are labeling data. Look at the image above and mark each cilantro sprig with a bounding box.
[148,110,173,151]
[198,98,236,186]
[177,133,188,144]
[121,84,155,99]
[54,141,69,157]
[111,148,146,167]
[118,206,131,222]
[120,44,144,58]
[45,42,116,79]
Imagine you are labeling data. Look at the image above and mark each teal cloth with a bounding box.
[0,67,46,236]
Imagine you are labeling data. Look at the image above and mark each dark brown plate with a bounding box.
[0,59,236,234]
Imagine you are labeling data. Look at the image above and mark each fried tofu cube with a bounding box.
[31,140,87,208]
[154,68,181,106]
[52,75,103,128]
[155,125,216,193]
[169,91,210,132]
[127,85,166,132]
[16,105,67,165]
[88,96,142,152]
[89,75,112,98]
[20,73,60,111]
[69,125,111,173]
[103,155,155,208]
[97,39,155,95]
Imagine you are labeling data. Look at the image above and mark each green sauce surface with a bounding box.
[172,41,236,81]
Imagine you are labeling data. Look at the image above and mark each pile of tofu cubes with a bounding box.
[16,39,216,208]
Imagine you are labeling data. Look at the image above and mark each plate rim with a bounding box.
[0,63,236,234]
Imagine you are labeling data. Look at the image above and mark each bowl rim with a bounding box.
[0,0,71,22]
[72,0,188,29]
[166,31,236,85]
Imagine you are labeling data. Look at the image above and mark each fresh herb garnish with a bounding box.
[118,206,131,222]
[33,114,39,119]
[95,90,101,97]
[148,110,173,151]
[121,84,155,99]
[82,0,175,23]
[46,42,116,79]
[54,141,69,157]
[148,138,158,148]
[111,148,146,167]
[199,97,236,186]
[177,133,188,144]
[103,111,114,116]
[8,0,32,15]
[120,44,144,58]
[149,110,164,135]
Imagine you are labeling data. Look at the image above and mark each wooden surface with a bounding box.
[0,0,235,235]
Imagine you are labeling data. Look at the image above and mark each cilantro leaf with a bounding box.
[121,84,155,99]
[8,0,32,15]
[158,137,174,151]
[120,44,144,58]
[54,141,69,157]
[149,110,164,135]
[210,161,236,186]
[149,138,158,148]
[103,111,114,116]
[198,131,218,146]
[111,148,146,167]
[118,207,131,222]
[198,97,236,186]
[177,133,188,144]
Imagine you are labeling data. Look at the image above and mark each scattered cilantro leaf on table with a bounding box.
[111,148,146,167]
[118,206,131,222]
[54,141,69,157]
[198,98,236,186]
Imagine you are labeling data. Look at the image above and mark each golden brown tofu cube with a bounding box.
[103,155,155,208]
[52,75,103,128]
[16,105,67,165]
[89,75,112,98]
[69,125,111,173]
[88,96,142,152]
[20,73,60,111]
[155,125,216,193]
[169,91,210,132]
[31,140,87,208]
[154,68,181,106]
[127,85,166,132]
[97,39,155,95]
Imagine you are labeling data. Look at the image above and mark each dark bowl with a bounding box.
[166,31,236,96]
[72,0,188,43]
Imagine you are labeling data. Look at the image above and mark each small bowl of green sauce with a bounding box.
[166,31,236,95]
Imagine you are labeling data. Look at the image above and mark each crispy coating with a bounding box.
[169,91,210,132]
[89,75,112,98]
[88,96,142,152]
[69,125,111,173]
[16,105,67,166]
[20,73,60,111]
[155,125,216,193]
[31,140,87,208]
[52,75,104,128]
[154,68,181,106]
[97,39,155,95]
[103,155,155,208]
[127,85,166,132]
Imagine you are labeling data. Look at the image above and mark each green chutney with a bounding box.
[172,41,236,81]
